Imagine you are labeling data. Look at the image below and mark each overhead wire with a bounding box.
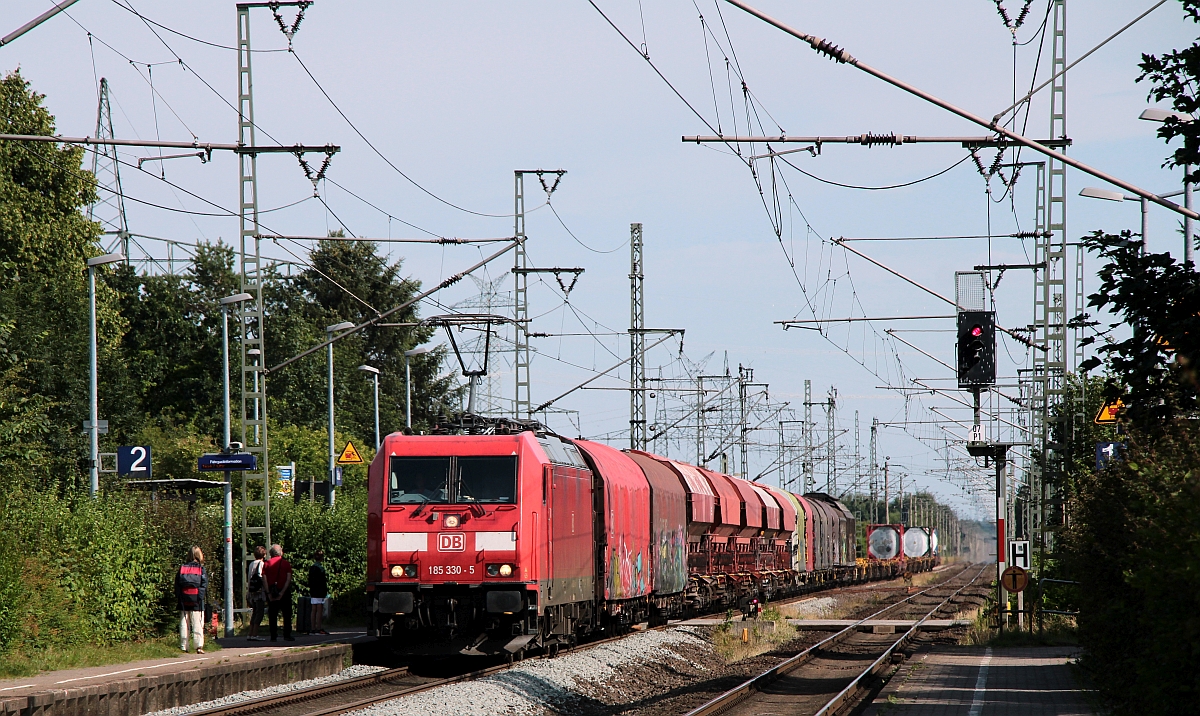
[289,48,511,219]
[546,203,628,254]
[777,152,974,191]
[18,140,388,314]
[677,17,969,475]
[58,7,478,315]
[101,5,497,241]
[107,0,291,53]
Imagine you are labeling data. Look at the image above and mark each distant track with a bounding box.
[683,563,988,716]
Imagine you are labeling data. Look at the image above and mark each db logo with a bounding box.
[438,533,465,552]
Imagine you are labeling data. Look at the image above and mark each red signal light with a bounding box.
[970,325,983,337]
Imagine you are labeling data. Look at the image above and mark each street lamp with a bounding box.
[1080,186,1186,255]
[326,321,355,506]
[1141,108,1196,265]
[403,345,434,429]
[217,293,251,639]
[86,252,124,497]
[219,293,253,451]
[358,365,381,449]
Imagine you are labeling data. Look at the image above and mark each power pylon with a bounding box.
[1030,0,1069,569]
[630,222,646,450]
[512,169,565,419]
[88,78,129,260]
[451,275,515,415]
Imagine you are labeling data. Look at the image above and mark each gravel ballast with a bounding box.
[142,664,389,716]
[354,628,715,716]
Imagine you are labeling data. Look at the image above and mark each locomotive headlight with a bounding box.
[486,564,500,577]
[499,564,513,577]
[390,565,404,578]
[444,514,460,529]
[404,565,418,577]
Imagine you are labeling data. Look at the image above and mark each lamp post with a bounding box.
[219,293,253,451]
[403,346,433,429]
[326,322,355,506]
[1080,187,1149,253]
[1080,186,1186,255]
[358,365,381,449]
[1140,108,1196,266]
[219,292,252,637]
[86,252,124,497]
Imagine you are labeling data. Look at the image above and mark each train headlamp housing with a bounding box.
[390,564,419,578]
[444,514,460,529]
[486,563,514,578]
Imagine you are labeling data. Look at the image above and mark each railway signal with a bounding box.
[956,311,996,387]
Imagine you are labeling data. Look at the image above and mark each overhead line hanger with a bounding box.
[718,0,1198,220]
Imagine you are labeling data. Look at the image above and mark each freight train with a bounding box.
[366,419,935,657]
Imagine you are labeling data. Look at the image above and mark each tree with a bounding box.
[108,242,239,443]
[1061,5,1200,711]
[1077,232,1199,431]
[0,70,113,490]
[1139,0,1200,193]
[266,237,458,438]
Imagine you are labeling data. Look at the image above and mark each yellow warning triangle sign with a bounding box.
[1094,397,1125,425]
[336,441,364,464]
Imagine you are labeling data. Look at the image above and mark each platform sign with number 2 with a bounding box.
[117,445,152,478]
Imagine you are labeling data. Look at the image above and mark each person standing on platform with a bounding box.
[246,545,268,641]
[175,546,207,654]
[263,544,295,642]
[308,550,329,635]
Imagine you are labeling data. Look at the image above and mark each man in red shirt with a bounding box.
[262,544,295,642]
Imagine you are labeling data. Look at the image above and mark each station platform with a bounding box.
[863,645,1094,715]
[0,630,370,716]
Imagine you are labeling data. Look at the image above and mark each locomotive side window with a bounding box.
[389,457,450,504]
[455,456,517,503]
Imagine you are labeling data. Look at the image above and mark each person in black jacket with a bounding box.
[175,546,208,653]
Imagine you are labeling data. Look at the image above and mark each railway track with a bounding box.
[188,622,667,716]
[683,562,989,716]
[187,564,966,716]
[185,664,449,716]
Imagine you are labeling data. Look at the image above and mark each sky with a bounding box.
[4,0,1195,519]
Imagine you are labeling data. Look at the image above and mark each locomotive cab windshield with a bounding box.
[388,455,517,504]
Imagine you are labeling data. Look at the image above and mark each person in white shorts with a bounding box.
[308,550,329,635]
[174,546,207,653]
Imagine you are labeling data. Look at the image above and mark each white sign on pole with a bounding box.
[1009,540,1031,570]
[968,423,985,444]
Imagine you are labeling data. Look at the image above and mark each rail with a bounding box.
[683,562,983,716]
[812,563,990,716]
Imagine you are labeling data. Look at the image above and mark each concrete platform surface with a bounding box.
[864,645,1094,715]
[0,629,370,697]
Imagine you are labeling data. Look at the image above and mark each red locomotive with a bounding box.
[366,421,927,657]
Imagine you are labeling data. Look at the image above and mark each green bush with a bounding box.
[0,490,221,654]
[256,487,368,620]
[1064,426,1200,713]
